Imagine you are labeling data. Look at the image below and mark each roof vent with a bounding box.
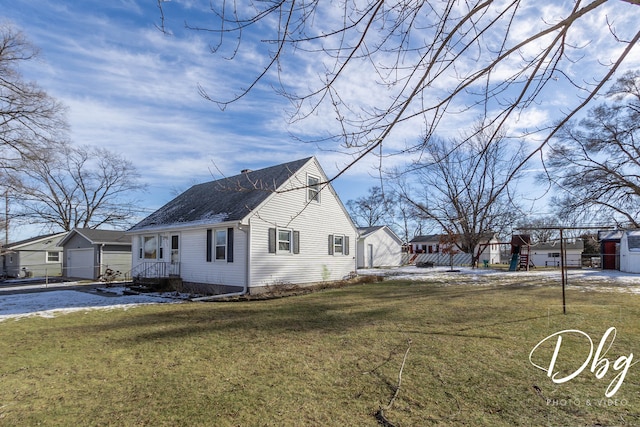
[241,169,252,174]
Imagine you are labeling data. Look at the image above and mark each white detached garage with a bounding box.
[357,226,403,268]
[60,228,132,280]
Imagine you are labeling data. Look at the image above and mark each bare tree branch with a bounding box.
[157,0,640,183]
[9,144,145,231]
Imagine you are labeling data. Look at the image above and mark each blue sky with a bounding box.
[3,0,639,240]
[3,0,386,240]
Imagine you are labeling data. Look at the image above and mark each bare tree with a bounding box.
[158,0,640,181]
[11,144,144,231]
[0,23,67,169]
[346,186,394,227]
[397,128,523,267]
[545,70,640,227]
[392,189,429,244]
[516,216,561,243]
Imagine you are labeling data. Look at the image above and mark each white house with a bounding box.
[357,226,403,268]
[128,157,358,295]
[1,232,67,278]
[619,230,640,273]
[529,240,584,268]
[408,233,501,266]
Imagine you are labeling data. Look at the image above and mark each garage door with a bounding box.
[67,249,95,279]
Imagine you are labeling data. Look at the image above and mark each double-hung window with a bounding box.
[215,230,227,260]
[328,234,350,255]
[268,228,299,254]
[47,251,60,263]
[334,235,344,254]
[278,229,292,252]
[307,174,320,203]
[206,228,234,262]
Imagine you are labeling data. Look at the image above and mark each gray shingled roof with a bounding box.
[129,157,313,232]
[3,232,68,249]
[59,228,131,246]
[357,226,384,237]
[531,240,584,251]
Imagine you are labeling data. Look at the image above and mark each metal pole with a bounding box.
[560,228,566,315]
[4,190,8,245]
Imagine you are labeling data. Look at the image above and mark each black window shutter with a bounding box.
[293,231,300,254]
[268,228,276,253]
[227,228,234,263]
[206,229,212,262]
[328,234,334,255]
[344,236,350,255]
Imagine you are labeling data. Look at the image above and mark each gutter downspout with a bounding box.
[99,243,104,281]
[191,222,249,301]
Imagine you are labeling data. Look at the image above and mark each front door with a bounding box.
[602,241,617,270]
[170,235,180,275]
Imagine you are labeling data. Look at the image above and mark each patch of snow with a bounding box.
[0,288,182,323]
[359,266,640,292]
[2,266,638,323]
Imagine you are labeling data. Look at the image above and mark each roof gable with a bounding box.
[4,232,68,250]
[358,226,403,244]
[129,157,313,232]
[59,228,131,246]
[357,226,384,237]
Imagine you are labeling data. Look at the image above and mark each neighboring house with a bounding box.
[619,230,640,274]
[128,157,358,295]
[1,232,67,278]
[357,226,403,268]
[529,240,584,268]
[59,228,132,280]
[408,233,501,266]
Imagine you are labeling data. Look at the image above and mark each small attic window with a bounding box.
[308,174,320,203]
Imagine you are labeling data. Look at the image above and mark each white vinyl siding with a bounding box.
[356,228,402,268]
[128,158,357,290]
[178,227,245,286]
[249,160,356,287]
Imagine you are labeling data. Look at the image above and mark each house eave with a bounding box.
[127,219,244,234]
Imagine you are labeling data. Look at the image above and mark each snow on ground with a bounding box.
[1,267,639,323]
[359,265,640,293]
[0,282,184,323]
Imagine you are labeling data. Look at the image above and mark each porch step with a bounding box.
[133,276,183,292]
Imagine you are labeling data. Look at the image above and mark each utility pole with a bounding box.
[4,189,8,245]
[4,188,9,245]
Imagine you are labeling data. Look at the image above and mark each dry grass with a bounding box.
[1,274,639,426]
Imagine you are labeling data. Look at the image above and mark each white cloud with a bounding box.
[4,0,639,242]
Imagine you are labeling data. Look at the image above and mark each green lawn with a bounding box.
[1,275,639,426]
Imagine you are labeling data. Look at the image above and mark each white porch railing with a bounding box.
[132,262,180,278]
